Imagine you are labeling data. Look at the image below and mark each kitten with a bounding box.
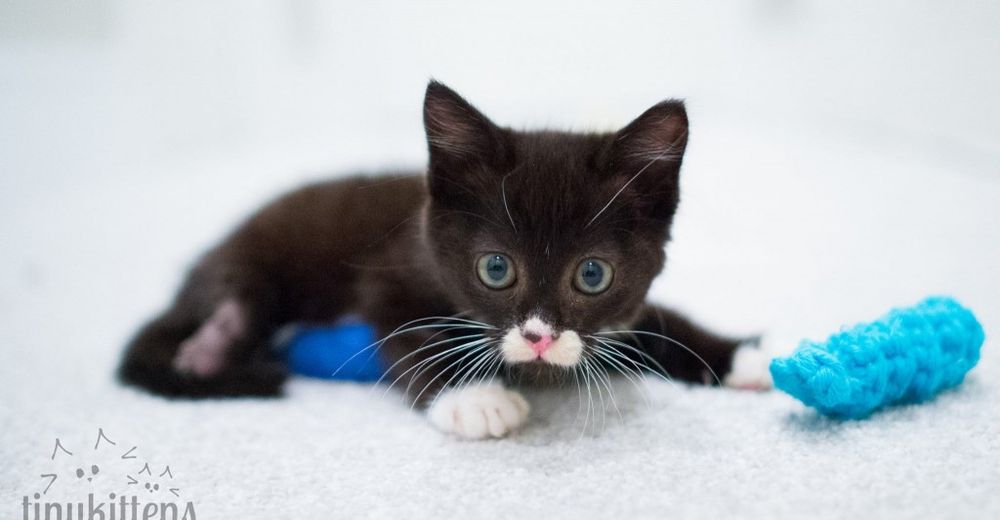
[118,81,771,439]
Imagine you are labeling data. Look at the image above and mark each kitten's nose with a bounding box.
[522,331,557,356]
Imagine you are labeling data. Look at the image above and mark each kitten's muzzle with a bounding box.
[522,330,559,356]
[501,317,582,366]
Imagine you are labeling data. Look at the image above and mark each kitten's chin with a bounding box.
[504,361,577,388]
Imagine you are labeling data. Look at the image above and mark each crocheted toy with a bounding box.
[284,322,384,382]
[769,296,985,419]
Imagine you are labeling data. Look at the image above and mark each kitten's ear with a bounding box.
[423,80,508,174]
[607,99,689,221]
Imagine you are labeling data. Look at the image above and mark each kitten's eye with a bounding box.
[476,253,516,289]
[574,258,613,294]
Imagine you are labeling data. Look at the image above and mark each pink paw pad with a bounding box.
[173,299,245,378]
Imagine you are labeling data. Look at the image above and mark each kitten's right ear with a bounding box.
[604,99,689,223]
[423,80,508,175]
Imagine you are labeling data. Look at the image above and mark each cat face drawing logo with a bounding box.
[74,464,100,483]
[21,427,196,520]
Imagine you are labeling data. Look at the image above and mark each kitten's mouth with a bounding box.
[499,317,583,367]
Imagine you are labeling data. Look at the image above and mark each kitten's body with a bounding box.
[119,82,769,438]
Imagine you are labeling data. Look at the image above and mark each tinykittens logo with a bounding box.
[20,428,197,520]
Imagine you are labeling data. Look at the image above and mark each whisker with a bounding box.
[585,147,673,229]
[386,327,488,377]
[422,351,493,412]
[406,341,494,400]
[334,323,478,379]
[582,358,604,433]
[470,351,501,389]
[378,336,491,397]
[570,366,585,433]
[420,344,501,412]
[332,316,496,378]
[454,347,500,393]
[590,358,609,433]
[373,330,482,382]
[596,330,722,386]
[410,341,498,409]
[588,344,650,406]
[501,172,518,234]
[585,355,622,425]
[428,173,508,226]
[576,364,593,440]
[587,336,678,388]
[590,340,647,379]
[585,126,688,230]
[590,343,646,389]
[483,351,505,387]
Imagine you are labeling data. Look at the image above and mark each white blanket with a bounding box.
[2,122,997,519]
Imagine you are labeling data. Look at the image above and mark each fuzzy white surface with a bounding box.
[1,117,998,519]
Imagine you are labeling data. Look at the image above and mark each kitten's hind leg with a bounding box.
[172,298,245,378]
[118,267,288,398]
[612,304,772,390]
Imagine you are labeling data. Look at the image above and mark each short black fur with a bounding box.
[118,81,745,403]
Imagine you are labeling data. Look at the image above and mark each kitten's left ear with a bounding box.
[423,80,508,171]
[607,100,689,220]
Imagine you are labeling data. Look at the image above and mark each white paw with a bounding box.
[427,383,530,440]
[723,342,773,391]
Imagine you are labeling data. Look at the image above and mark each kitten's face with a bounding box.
[421,82,687,374]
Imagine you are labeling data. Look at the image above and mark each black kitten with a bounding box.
[119,81,770,439]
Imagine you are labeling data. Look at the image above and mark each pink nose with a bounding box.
[523,332,555,356]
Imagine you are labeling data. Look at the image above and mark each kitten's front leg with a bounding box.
[375,322,529,440]
[426,383,530,440]
[610,304,772,390]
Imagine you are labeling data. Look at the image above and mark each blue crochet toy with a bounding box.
[770,296,985,419]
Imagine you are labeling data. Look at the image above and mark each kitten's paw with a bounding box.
[723,342,773,391]
[172,299,244,378]
[427,383,529,440]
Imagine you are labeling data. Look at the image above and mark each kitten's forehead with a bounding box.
[493,131,618,237]
[509,131,608,177]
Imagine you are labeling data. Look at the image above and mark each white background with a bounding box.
[4,1,998,337]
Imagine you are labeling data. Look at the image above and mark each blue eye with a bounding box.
[575,258,613,294]
[477,253,516,289]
